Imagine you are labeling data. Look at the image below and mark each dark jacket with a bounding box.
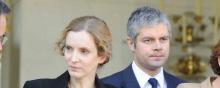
[24,71,115,88]
[102,65,186,88]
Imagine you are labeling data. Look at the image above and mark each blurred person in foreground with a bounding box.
[177,40,220,88]
[0,0,10,83]
[0,0,10,59]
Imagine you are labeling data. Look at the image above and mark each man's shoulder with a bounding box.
[164,71,186,83]
[101,66,132,88]
[102,70,124,84]
[163,71,186,88]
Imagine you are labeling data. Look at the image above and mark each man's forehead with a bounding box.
[139,27,169,36]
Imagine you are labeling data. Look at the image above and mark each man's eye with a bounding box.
[160,37,169,42]
[143,39,152,43]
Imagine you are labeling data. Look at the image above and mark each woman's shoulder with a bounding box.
[23,71,69,88]
[103,83,116,88]
[23,78,56,88]
[177,83,200,88]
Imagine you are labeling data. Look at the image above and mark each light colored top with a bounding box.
[177,77,216,88]
[132,61,167,88]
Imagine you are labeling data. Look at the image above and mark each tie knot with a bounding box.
[148,78,158,88]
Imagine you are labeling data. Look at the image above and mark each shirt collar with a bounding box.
[132,61,167,88]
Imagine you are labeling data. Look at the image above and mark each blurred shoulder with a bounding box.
[177,83,200,88]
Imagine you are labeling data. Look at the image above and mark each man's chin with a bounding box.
[149,63,164,69]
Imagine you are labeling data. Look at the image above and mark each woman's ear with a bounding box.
[98,54,106,64]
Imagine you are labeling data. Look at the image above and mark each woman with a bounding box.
[23,16,115,88]
[177,41,220,88]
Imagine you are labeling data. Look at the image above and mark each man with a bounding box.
[102,6,185,88]
[0,0,10,53]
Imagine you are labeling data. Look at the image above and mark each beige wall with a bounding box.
[2,0,220,88]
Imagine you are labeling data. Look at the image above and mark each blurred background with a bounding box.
[1,0,220,88]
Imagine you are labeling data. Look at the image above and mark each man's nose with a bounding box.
[153,41,162,51]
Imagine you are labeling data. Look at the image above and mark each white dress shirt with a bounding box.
[132,61,167,88]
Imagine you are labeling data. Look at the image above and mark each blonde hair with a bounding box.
[56,16,112,66]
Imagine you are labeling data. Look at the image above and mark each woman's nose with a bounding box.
[71,51,80,63]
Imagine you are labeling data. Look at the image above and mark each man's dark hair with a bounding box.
[0,0,10,15]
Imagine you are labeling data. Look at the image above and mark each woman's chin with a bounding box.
[68,70,84,78]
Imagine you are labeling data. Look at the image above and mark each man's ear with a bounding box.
[127,37,135,51]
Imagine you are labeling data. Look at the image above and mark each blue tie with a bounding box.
[148,78,158,88]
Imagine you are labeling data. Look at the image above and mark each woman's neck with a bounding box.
[69,74,96,88]
[212,76,220,88]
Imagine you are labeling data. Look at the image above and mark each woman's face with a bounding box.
[64,31,105,78]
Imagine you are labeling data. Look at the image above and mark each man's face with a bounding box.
[0,15,7,52]
[128,23,170,72]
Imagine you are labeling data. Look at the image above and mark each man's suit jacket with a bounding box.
[23,71,115,88]
[177,77,215,88]
[102,65,185,88]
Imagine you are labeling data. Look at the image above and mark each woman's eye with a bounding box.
[81,49,89,54]
[64,46,73,53]
[65,46,71,50]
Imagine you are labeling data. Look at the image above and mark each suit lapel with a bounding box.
[164,71,176,88]
[122,65,141,88]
